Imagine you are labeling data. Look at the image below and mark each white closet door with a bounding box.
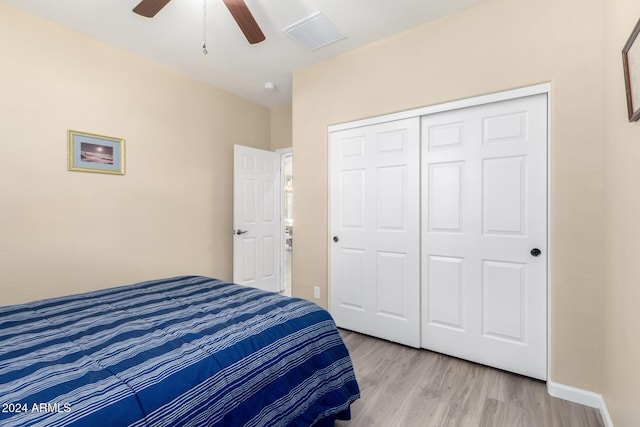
[330,118,421,348]
[421,94,548,379]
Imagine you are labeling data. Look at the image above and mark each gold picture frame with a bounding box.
[622,17,640,122]
[68,130,125,175]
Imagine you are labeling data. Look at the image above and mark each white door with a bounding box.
[330,118,421,348]
[233,145,282,292]
[421,94,547,379]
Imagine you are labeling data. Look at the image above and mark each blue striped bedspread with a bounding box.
[0,276,360,426]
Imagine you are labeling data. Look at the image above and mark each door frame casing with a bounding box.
[327,83,551,381]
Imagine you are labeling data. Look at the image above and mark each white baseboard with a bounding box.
[547,381,614,427]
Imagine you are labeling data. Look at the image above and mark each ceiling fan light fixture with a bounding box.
[283,12,344,51]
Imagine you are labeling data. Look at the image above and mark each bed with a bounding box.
[0,276,360,426]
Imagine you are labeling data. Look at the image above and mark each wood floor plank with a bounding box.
[336,330,604,427]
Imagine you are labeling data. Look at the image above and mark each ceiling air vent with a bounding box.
[283,12,344,51]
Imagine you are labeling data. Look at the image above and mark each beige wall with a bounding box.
[293,0,607,399]
[0,4,271,305]
[603,0,640,425]
[4,0,639,423]
[270,104,293,150]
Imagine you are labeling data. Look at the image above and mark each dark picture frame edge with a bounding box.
[622,17,640,122]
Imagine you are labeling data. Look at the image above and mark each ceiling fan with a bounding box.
[132,0,265,44]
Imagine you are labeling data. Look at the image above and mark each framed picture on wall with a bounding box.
[622,17,640,122]
[68,130,125,175]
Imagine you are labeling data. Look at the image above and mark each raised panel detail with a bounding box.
[262,236,275,279]
[242,178,256,223]
[377,129,406,154]
[340,170,365,229]
[483,112,527,144]
[263,180,274,223]
[340,248,366,310]
[340,136,365,159]
[429,162,463,233]
[262,158,276,172]
[377,166,406,230]
[376,251,406,319]
[242,154,255,170]
[428,121,464,151]
[427,256,464,330]
[482,260,526,343]
[483,156,526,235]
[241,237,256,283]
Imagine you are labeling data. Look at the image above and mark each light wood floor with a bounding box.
[336,330,604,427]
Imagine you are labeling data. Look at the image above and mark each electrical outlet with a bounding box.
[313,286,320,299]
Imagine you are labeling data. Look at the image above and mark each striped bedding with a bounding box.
[0,276,360,426]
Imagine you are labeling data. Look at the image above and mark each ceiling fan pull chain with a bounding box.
[202,0,208,55]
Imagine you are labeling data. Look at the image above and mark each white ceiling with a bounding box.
[2,0,488,107]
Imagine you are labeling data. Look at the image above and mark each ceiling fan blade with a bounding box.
[133,0,172,18]
[222,0,265,44]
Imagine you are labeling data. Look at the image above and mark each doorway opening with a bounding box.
[282,151,293,296]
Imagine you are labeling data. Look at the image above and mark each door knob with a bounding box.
[333,236,339,243]
[530,248,542,257]
[235,229,249,235]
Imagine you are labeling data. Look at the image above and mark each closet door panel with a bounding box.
[330,118,420,348]
[421,93,548,380]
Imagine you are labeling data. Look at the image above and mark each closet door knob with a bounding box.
[530,248,542,257]
[333,236,339,243]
